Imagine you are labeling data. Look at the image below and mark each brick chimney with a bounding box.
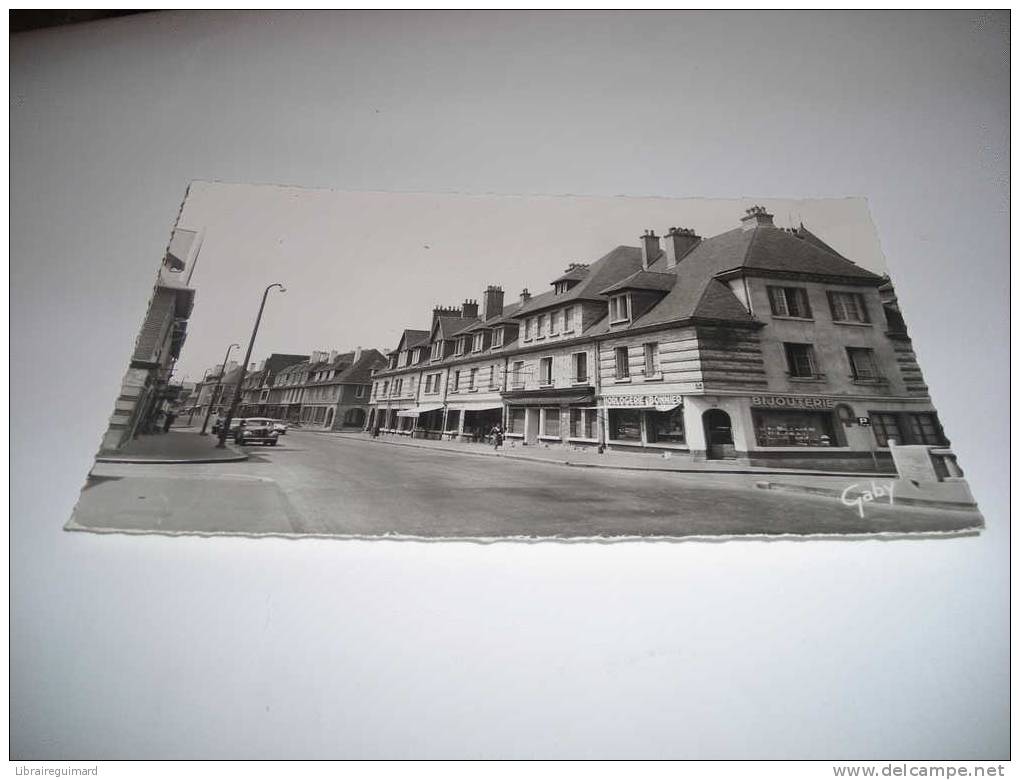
[640,229,660,270]
[353,346,363,363]
[520,288,531,304]
[482,285,504,320]
[461,299,479,319]
[432,305,460,327]
[664,227,701,269]
[328,349,338,363]
[741,205,775,231]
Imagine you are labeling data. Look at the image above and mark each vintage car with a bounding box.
[234,418,280,446]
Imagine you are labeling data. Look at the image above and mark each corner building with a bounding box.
[367,206,950,473]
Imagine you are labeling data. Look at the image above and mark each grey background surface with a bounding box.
[11,11,1009,759]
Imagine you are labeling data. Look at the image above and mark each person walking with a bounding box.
[163,410,177,433]
[491,423,503,450]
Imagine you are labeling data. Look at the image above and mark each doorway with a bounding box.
[703,409,735,460]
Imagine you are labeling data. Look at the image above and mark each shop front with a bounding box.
[502,387,595,447]
[447,401,505,443]
[394,403,443,436]
[603,392,687,452]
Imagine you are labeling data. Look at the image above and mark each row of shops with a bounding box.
[368,387,948,472]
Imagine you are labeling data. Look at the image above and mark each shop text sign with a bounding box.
[606,393,684,408]
[750,395,836,410]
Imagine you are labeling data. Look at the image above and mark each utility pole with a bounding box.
[200,343,240,435]
[217,283,286,448]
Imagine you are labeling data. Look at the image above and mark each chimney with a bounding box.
[664,227,701,269]
[482,285,504,320]
[741,205,775,231]
[640,229,660,270]
[520,288,531,304]
[461,299,479,319]
[432,305,460,327]
[354,346,363,363]
[328,349,339,362]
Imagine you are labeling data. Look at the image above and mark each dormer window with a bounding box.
[524,318,534,341]
[609,294,631,324]
[537,314,547,338]
[472,333,484,352]
[554,281,569,294]
[430,341,442,361]
[492,328,504,348]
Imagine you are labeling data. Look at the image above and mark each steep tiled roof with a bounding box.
[336,349,387,384]
[432,316,477,340]
[397,329,430,350]
[551,264,590,284]
[513,245,646,317]
[599,270,676,294]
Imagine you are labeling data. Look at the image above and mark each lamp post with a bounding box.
[199,343,241,435]
[217,283,286,447]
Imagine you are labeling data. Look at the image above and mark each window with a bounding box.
[472,333,484,352]
[870,412,903,447]
[382,380,389,396]
[508,407,526,434]
[541,407,560,437]
[753,410,838,447]
[524,318,534,341]
[453,370,461,391]
[355,385,366,399]
[511,361,524,387]
[539,357,553,386]
[537,314,547,338]
[846,347,881,381]
[648,408,685,444]
[643,342,660,377]
[784,342,819,378]
[431,342,441,361]
[549,312,559,335]
[424,374,433,394]
[570,408,596,439]
[488,365,495,388]
[469,368,477,390]
[609,409,641,441]
[563,306,574,332]
[554,281,569,295]
[610,294,630,323]
[394,378,402,395]
[908,413,947,445]
[614,346,630,379]
[573,352,588,383]
[767,286,813,319]
[492,328,504,348]
[828,291,870,323]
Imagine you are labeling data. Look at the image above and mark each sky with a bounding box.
[171,182,888,382]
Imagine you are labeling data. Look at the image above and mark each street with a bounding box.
[70,431,983,539]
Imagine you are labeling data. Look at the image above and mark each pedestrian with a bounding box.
[491,424,503,450]
[163,410,176,433]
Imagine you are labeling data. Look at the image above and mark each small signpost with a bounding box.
[857,416,871,426]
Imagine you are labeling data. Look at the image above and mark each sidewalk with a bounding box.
[314,431,979,512]
[320,430,883,477]
[96,429,248,464]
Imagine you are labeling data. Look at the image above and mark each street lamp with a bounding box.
[199,343,240,434]
[216,283,286,448]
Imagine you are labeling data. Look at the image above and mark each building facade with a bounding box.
[236,353,309,419]
[366,206,951,473]
[99,227,200,450]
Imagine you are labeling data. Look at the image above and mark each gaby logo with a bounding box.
[841,481,896,518]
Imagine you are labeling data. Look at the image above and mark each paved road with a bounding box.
[70,431,983,539]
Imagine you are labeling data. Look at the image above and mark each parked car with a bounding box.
[271,419,288,435]
[234,418,279,446]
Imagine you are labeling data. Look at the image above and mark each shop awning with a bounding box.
[396,403,445,418]
[447,401,504,412]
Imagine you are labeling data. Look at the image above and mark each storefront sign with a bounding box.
[604,393,684,409]
[750,395,836,410]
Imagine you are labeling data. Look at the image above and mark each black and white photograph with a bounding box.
[12,8,1008,770]
[68,185,983,540]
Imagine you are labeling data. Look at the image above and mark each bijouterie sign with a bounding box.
[750,395,836,409]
